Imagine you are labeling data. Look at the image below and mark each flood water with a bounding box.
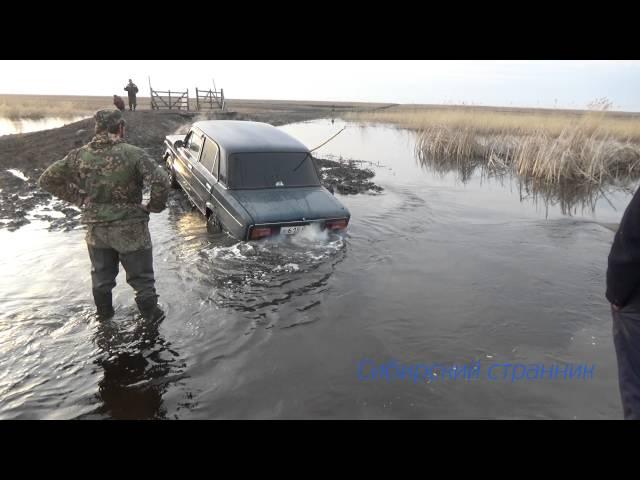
[0,119,633,419]
[0,116,88,136]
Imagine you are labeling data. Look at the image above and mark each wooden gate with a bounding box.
[148,78,189,110]
[195,87,225,111]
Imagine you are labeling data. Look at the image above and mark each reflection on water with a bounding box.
[516,178,634,218]
[87,316,186,420]
[0,116,88,136]
[414,136,638,217]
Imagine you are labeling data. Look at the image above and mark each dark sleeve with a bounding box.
[606,186,640,306]
[137,151,170,213]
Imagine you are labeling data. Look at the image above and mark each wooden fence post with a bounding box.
[148,76,153,110]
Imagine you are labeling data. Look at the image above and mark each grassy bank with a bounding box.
[345,105,640,185]
[0,94,387,120]
[0,95,116,119]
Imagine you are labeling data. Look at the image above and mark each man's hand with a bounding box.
[612,304,622,312]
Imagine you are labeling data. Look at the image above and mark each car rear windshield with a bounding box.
[229,152,320,189]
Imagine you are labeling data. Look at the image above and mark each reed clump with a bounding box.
[346,102,640,186]
[0,95,114,120]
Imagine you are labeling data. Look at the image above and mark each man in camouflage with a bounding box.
[38,109,170,321]
[124,79,138,111]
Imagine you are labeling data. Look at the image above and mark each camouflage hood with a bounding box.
[88,133,124,150]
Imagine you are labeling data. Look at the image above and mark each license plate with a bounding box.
[281,225,306,235]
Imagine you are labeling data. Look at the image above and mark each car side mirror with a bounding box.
[174,140,184,149]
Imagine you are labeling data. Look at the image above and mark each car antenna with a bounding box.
[309,126,347,153]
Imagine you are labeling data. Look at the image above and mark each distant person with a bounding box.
[124,79,139,111]
[113,94,125,111]
[38,109,170,322]
[607,186,640,419]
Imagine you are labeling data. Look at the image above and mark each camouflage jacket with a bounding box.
[38,133,170,225]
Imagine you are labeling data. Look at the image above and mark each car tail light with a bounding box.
[250,227,273,240]
[325,218,349,231]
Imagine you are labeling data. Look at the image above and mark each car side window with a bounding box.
[199,139,219,179]
[186,131,203,160]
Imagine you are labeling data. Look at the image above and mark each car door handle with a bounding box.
[188,164,193,170]
[205,182,211,190]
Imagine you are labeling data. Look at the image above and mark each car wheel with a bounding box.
[207,212,222,234]
[167,164,180,189]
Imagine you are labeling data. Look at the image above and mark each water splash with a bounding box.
[6,169,29,181]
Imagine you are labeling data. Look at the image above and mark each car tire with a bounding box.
[167,164,180,189]
[207,212,222,234]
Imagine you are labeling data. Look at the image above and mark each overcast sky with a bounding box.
[2,60,640,111]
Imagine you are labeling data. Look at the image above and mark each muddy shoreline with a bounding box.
[0,108,381,231]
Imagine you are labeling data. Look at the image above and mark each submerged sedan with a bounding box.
[163,120,351,240]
